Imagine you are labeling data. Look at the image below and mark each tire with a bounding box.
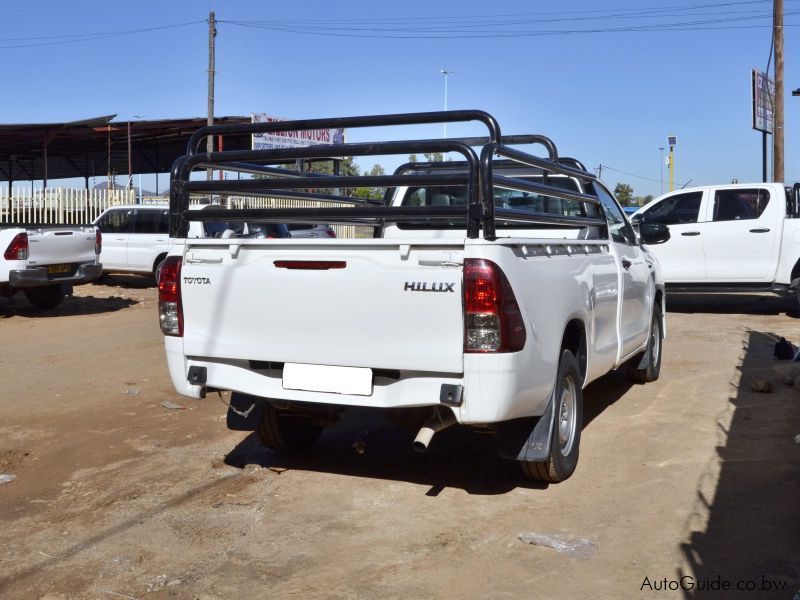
[24,285,65,310]
[521,349,583,483]
[626,309,663,384]
[256,399,323,452]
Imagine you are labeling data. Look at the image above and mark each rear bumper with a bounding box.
[9,262,102,288]
[164,338,551,424]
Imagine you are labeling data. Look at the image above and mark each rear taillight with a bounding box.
[158,256,183,337]
[4,232,28,260]
[325,229,337,238]
[464,259,526,352]
[95,229,102,255]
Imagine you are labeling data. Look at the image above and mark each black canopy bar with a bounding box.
[170,110,602,240]
[186,109,501,155]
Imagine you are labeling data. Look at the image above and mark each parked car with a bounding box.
[94,205,172,278]
[632,182,800,299]
[158,110,669,483]
[0,223,101,309]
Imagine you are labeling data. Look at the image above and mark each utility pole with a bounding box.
[773,0,784,182]
[659,146,665,195]
[207,11,216,182]
[668,134,677,192]
[596,164,603,179]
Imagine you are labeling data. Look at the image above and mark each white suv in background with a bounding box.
[94,205,172,278]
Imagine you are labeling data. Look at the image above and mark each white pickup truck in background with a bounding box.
[0,223,102,309]
[633,182,800,300]
[158,111,671,482]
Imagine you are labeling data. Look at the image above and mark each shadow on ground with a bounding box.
[667,293,798,317]
[678,329,800,598]
[223,370,635,496]
[91,274,156,289]
[0,293,137,318]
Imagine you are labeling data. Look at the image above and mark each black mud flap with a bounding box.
[60,283,73,296]
[225,392,266,431]
[497,394,556,462]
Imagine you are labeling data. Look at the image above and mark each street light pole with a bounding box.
[659,146,665,195]
[440,69,452,138]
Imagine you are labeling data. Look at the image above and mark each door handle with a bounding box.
[621,258,632,270]
[681,231,700,236]
[749,228,770,233]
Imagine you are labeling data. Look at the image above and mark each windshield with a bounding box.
[401,175,588,218]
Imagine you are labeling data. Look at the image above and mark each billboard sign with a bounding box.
[251,113,345,150]
[752,69,775,134]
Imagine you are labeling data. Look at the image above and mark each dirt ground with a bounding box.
[1,278,799,599]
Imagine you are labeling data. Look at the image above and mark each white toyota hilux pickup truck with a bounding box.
[632,182,800,300]
[158,111,670,482]
[0,223,102,309]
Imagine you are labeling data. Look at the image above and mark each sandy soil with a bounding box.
[1,278,798,599]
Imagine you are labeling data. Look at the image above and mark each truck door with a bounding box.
[95,208,133,269]
[634,190,706,281]
[127,209,170,272]
[701,186,779,281]
[595,184,652,359]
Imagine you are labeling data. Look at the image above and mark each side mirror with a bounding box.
[639,221,671,245]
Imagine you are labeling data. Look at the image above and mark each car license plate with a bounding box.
[282,363,373,396]
[47,264,72,275]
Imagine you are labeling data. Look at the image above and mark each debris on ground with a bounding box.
[268,466,288,474]
[750,380,774,393]
[124,389,140,395]
[161,401,186,410]
[0,473,17,485]
[519,532,598,560]
[794,434,800,445]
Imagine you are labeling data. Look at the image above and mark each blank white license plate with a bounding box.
[282,363,373,396]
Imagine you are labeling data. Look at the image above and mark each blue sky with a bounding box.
[3,0,799,196]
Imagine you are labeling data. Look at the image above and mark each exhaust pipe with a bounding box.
[413,408,457,453]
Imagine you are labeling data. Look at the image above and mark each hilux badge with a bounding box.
[404,282,455,292]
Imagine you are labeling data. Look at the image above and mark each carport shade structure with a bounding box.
[0,114,253,195]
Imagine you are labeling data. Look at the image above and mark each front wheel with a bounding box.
[521,349,583,483]
[24,285,65,310]
[626,309,663,384]
[256,399,323,452]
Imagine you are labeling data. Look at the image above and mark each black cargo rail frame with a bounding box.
[169,109,605,240]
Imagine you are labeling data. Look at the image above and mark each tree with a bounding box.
[353,163,387,200]
[408,154,418,163]
[424,152,444,163]
[614,183,634,206]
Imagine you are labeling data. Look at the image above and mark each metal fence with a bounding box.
[0,188,136,224]
[0,188,374,238]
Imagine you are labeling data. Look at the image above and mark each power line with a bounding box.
[600,165,667,184]
[0,20,205,49]
[220,11,800,39]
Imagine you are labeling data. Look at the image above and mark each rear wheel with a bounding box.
[626,309,663,383]
[521,349,583,483]
[24,285,65,310]
[256,399,323,452]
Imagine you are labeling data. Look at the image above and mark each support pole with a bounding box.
[43,134,48,190]
[207,11,216,181]
[762,131,768,182]
[773,0,784,182]
[669,147,675,192]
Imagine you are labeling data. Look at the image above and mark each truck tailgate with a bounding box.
[27,226,96,266]
[180,241,465,373]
